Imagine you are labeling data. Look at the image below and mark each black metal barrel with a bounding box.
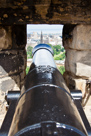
[8,44,88,136]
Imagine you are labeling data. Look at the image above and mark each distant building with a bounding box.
[40,31,43,43]
[31,32,38,39]
[26,31,63,49]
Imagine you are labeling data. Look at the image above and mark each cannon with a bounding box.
[0,44,91,136]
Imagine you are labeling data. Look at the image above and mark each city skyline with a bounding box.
[27,24,63,34]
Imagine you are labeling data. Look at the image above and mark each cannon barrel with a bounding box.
[8,44,88,136]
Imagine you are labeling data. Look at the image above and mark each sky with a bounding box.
[27,24,63,34]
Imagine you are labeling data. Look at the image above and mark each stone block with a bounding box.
[0,49,27,92]
[0,26,12,50]
[0,25,26,50]
[65,49,91,78]
[0,50,26,77]
[63,72,86,97]
[0,91,7,127]
[0,75,20,93]
[63,25,91,50]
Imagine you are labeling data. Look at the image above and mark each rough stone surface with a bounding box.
[0,50,26,91]
[0,0,91,24]
[0,25,26,50]
[0,91,7,127]
[63,24,91,126]
[0,75,20,92]
[84,96,91,126]
[0,26,12,50]
[63,25,91,50]
[0,50,26,75]
[63,72,86,97]
[0,49,26,127]
[0,24,27,127]
[65,49,91,78]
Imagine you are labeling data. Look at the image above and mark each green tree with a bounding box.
[58,66,65,75]
[27,46,33,59]
[61,47,64,52]
[54,52,65,60]
[48,44,65,56]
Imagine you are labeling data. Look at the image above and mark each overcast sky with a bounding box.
[27,24,63,34]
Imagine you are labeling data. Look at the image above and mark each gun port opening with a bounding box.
[26,24,65,75]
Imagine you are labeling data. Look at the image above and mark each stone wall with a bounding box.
[0,25,27,126]
[63,24,91,99]
[0,0,91,25]
[0,0,91,130]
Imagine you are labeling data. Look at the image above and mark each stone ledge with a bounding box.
[63,25,91,50]
[63,72,86,98]
[65,49,91,78]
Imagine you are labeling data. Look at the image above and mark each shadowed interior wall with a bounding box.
[63,24,91,98]
[0,25,27,126]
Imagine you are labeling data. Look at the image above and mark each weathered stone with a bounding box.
[0,0,91,24]
[0,24,27,127]
[63,72,86,97]
[63,25,91,50]
[20,71,26,81]
[0,49,26,93]
[0,91,7,127]
[0,75,20,93]
[12,25,26,49]
[0,26,12,50]
[65,49,91,78]
[0,25,26,50]
[0,50,26,77]
[20,80,25,88]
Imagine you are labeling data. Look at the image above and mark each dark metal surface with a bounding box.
[9,82,87,135]
[75,100,91,136]
[21,66,70,95]
[1,44,90,136]
[0,91,20,136]
[6,91,20,104]
[13,121,86,136]
[70,90,82,101]
[0,100,17,136]
[9,44,88,136]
